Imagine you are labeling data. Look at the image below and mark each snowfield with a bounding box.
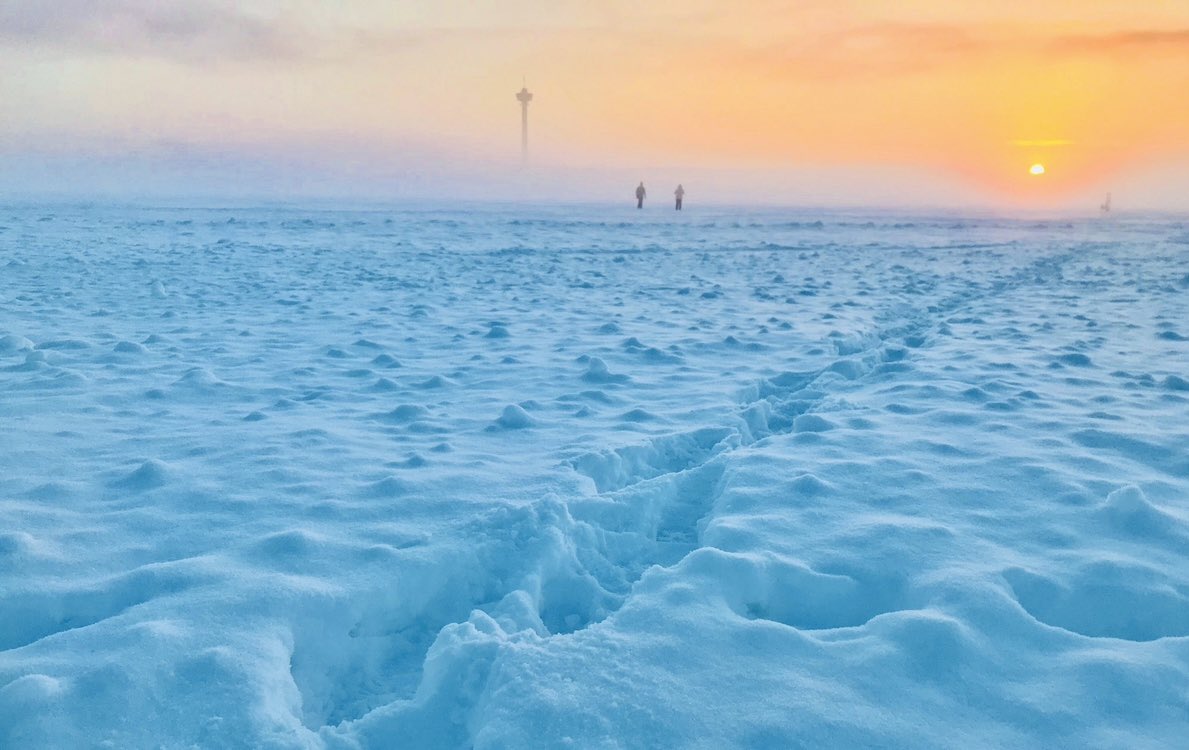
[1,204,1187,748]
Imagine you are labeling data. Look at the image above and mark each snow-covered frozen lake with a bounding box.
[2,203,1187,748]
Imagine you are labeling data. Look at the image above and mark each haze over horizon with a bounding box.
[2,1,1188,211]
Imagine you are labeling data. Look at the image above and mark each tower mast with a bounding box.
[516,83,533,167]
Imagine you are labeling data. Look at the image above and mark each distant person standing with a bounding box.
[674,184,685,211]
[636,181,647,209]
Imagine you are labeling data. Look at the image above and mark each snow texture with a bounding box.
[2,204,1188,748]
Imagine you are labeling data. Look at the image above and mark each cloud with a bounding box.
[721,23,1189,80]
[1052,29,1189,56]
[0,1,628,66]
[681,23,989,81]
[4,2,1187,76]
[0,0,305,61]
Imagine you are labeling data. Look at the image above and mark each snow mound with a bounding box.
[0,334,33,355]
[1100,485,1184,536]
[111,459,171,490]
[581,357,629,384]
[492,404,534,430]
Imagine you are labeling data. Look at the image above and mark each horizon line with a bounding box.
[2,192,1182,221]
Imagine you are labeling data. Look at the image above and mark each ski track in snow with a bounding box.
[1,205,1188,748]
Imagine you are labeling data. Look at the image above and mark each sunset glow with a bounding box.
[1,1,1187,208]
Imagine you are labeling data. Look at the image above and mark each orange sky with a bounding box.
[1,1,1187,208]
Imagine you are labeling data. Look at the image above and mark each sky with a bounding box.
[2,0,1188,210]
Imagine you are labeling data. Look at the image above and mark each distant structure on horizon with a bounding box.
[1101,193,1112,214]
[516,84,533,167]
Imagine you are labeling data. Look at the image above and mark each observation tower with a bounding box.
[516,85,533,166]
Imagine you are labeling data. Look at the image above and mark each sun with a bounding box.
[1029,163,1046,176]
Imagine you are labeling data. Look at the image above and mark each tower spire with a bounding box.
[516,82,533,167]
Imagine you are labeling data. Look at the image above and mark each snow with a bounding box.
[1,203,1187,748]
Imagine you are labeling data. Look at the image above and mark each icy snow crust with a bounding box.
[1,204,1187,748]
